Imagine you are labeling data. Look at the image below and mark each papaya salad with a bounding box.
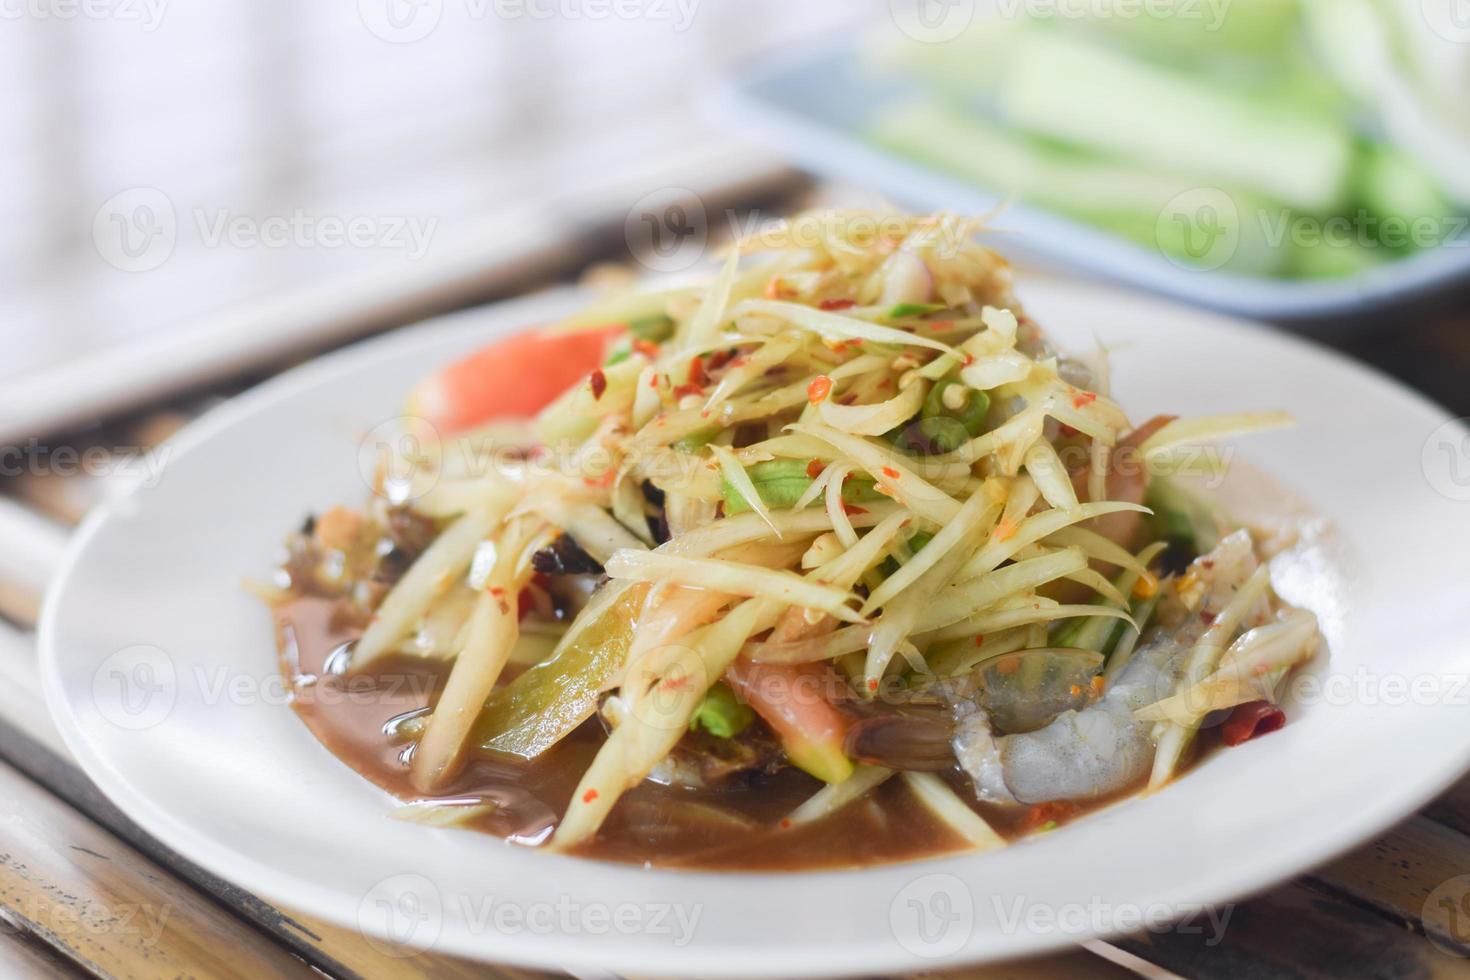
[261,211,1322,869]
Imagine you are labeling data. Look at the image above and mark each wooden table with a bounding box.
[4,220,1470,979]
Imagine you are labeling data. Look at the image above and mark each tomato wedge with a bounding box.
[406,324,624,434]
[726,659,855,784]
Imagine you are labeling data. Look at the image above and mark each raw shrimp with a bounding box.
[956,531,1260,805]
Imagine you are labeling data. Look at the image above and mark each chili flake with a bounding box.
[807,375,833,404]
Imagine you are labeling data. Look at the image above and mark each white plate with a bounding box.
[40,282,1470,976]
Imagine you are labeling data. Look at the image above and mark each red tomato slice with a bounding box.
[406,324,624,434]
[725,659,854,784]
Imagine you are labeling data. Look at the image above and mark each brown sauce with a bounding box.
[275,597,1152,870]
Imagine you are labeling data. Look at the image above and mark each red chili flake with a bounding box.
[1022,801,1077,832]
[632,338,660,359]
[843,504,868,516]
[1058,423,1078,438]
[881,466,900,479]
[779,818,793,829]
[866,678,879,692]
[582,789,599,804]
[728,354,749,369]
[531,572,551,590]
[806,459,825,479]
[928,320,955,332]
[673,383,703,399]
[878,378,894,390]
[807,375,833,405]
[819,298,856,311]
[962,353,976,367]
[1072,391,1097,409]
[1222,701,1286,746]
[517,588,535,621]
[688,355,710,388]
[972,634,986,647]
[588,369,608,400]
[1202,560,1216,569]
[1200,611,1217,625]
[706,349,734,371]
[763,276,785,299]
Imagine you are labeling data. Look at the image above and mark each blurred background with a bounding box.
[4,0,1470,447]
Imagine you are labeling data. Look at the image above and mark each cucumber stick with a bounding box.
[998,32,1355,213]
[871,99,1286,277]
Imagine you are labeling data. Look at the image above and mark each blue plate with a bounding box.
[713,42,1470,321]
